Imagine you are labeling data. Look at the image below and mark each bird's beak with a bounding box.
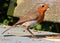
[47,7,50,10]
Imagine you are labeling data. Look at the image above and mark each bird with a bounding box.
[2,4,49,38]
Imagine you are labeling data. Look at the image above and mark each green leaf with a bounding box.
[8,16,12,19]
[3,3,8,7]
[36,24,42,30]
[10,19,13,22]
[3,19,9,25]
[32,28,35,30]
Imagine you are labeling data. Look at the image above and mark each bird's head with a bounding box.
[38,4,49,14]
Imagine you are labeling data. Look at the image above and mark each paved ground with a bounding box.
[0,36,60,43]
[0,25,59,36]
[0,25,60,43]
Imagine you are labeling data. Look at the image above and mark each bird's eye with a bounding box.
[42,5,44,7]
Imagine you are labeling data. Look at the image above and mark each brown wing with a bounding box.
[16,14,39,25]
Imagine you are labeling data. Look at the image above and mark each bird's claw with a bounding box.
[31,35,37,38]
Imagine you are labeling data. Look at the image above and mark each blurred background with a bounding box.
[0,0,60,33]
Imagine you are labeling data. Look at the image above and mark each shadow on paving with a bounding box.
[19,34,60,38]
[41,21,60,33]
[3,34,59,38]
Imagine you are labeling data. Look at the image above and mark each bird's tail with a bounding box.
[2,24,16,34]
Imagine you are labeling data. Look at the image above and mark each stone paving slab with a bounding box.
[0,25,60,43]
[0,24,60,36]
[0,36,60,43]
[0,26,59,37]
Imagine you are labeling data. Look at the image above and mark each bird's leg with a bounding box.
[26,27,36,38]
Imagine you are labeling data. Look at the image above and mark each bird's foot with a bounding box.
[31,35,37,38]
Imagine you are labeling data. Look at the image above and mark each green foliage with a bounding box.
[3,16,13,25]
[31,23,53,32]
[31,22,60,33]
[36,24,42,30]
[0,0,17,25]
[0,0,16,25]
[3,19,9,25]
[0,0,10,24]
[3,3,8,7]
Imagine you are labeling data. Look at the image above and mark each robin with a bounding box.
[2,4,49,38]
